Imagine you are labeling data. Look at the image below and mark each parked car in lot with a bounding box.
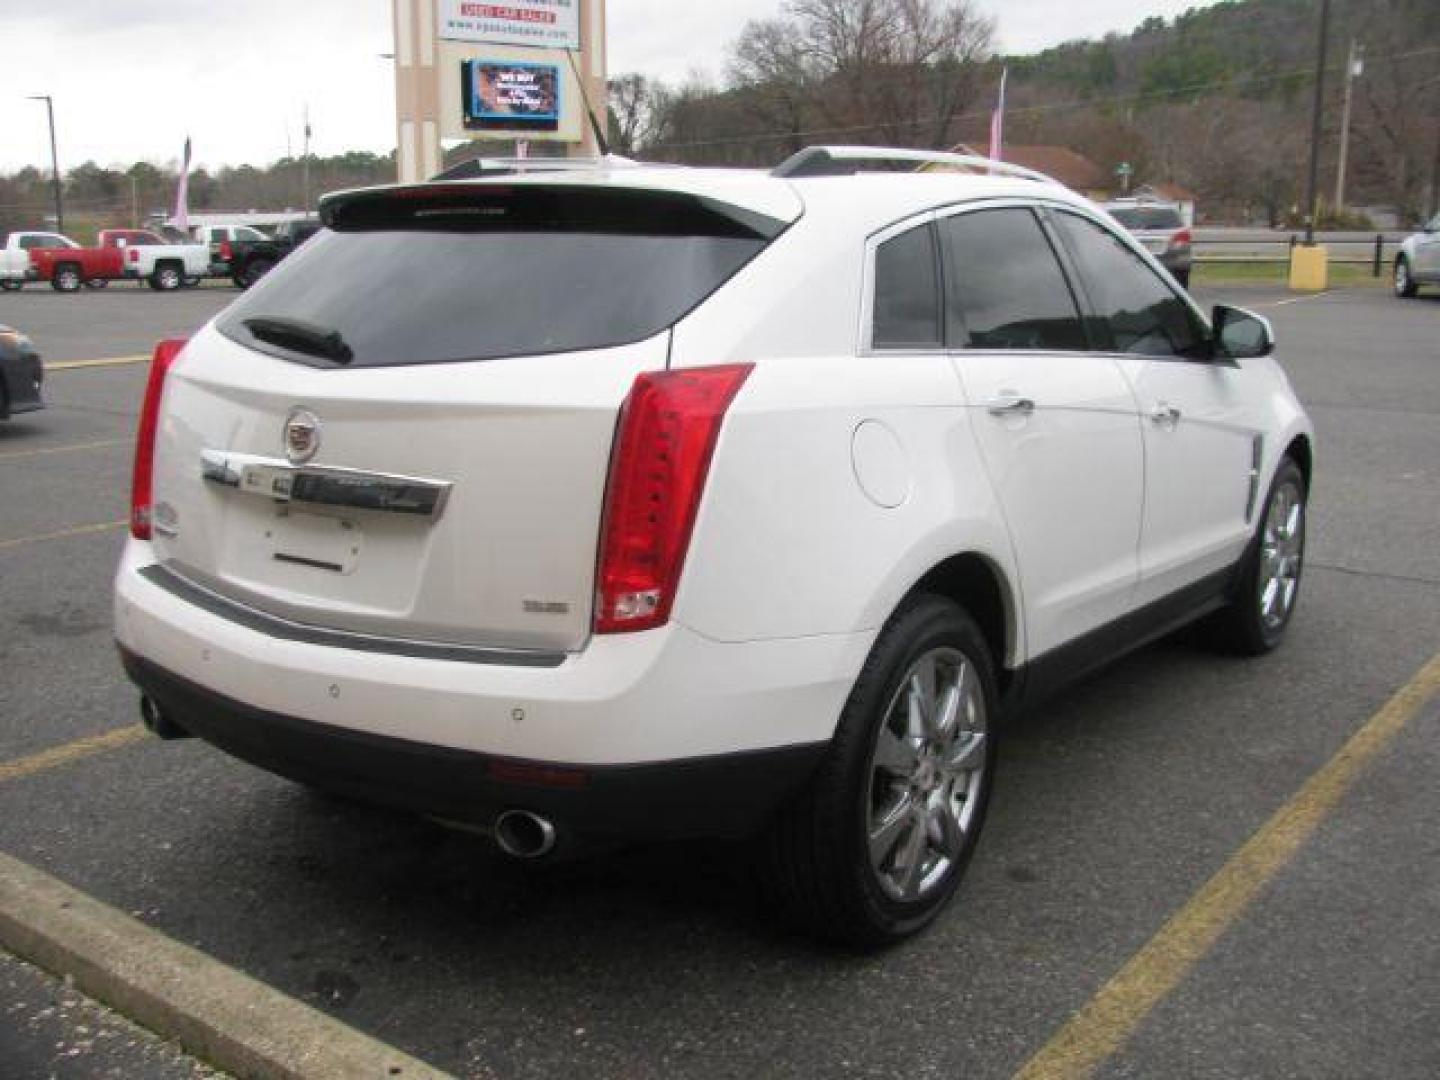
[0,323,43,420]
[227,217,323,289]
[0,231,78,290]
[98,230,209,291]
[1100,197,1193,287]
[1394,212,1440,297]
[115,147,1313,945]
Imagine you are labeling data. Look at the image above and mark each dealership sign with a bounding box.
[438,1,580,50]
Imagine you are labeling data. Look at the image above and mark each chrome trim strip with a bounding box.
[139,563,567,668]
[201,449,452,520]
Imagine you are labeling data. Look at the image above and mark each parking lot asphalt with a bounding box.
[0,284,1437,1079]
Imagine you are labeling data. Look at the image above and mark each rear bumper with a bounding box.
[121,647,825,845]
[114,541,869,839]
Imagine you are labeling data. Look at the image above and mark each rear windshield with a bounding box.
[217,185,783,368]
[1107,206,1184,231]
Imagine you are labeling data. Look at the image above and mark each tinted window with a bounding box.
[872,223,941,349]
[1107,206,1184,231]
[1053,212,1208,359]
[235,227,267,240]
[219,186,779,368]
[940,208,1087,351]
[20,235,65,250]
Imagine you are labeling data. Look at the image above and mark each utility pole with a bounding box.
[1302,0,1332,244]
[27,95,63,234]
[1334,38,1363,212]
[301,104,312,210]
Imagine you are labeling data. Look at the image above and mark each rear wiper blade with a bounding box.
[243,316,354,365]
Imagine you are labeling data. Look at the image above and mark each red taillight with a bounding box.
[130,339,187,540]
[594,364,753,634]
[1170,228,1192,249]
[128,248,139,263]
[219,240,232,261]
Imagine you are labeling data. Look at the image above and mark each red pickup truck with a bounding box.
[28,240,122,292]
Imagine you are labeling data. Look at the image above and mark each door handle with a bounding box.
[985,394,1036,417]
[1149,403,1182,426]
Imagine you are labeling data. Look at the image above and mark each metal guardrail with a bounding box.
[1193,233,1402,275]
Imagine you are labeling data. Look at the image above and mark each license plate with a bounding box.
[270,511,362,574]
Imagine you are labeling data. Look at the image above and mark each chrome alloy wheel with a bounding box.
[1258,478,1304,631]
[866,647,988,902]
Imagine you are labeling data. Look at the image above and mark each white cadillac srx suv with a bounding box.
[114,147,1313,945]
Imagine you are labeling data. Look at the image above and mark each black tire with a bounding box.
[1394,256,1418,298]
[760,594,998,947]
[1174,267,1191,289]
[84,278,109,290]
[51,264,82,292]
[235,257,275,290]
[151,262,183,292]
[1207,456,1307,656]
[0,281,21,292]
[182,276,202,288]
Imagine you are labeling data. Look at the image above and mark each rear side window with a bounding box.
[872,223,941,349]
[218,185,782,368]
[1052,212,1208,359]
[940,208,1087,352]
[236,227,268,241]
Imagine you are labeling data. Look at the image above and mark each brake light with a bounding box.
[1169,228,1192,249]
[130,339,187,540]
[128,248,139,263]
[220,240,232,261]
[594,364,753,634]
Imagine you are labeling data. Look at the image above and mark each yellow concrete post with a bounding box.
[1289,244,1329,291]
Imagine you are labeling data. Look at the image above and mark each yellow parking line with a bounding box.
[1014,648,1440,1080]
[0,438,129,462]
[0,519,127,551]
[46,355,149,371]
[0,725,147,784]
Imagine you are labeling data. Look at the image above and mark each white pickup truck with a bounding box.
[97,230,209,290]
[0,231,78,290]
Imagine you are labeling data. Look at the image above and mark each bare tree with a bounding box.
[728,0,994,149]
[608,74,673,155]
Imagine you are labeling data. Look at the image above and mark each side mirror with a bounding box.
[1211,305,1274,360]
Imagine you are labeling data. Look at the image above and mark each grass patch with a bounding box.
[1194,260,1388,287]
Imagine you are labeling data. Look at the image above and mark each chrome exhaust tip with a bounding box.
[139,695,192,740]
[493,809,558,859]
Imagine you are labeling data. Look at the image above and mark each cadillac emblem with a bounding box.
[283,408,322,464]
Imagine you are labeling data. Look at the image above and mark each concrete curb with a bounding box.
[0,851,454,1080]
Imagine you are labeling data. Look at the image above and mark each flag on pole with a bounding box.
[987,68,1007,162]
[173,136,192,232]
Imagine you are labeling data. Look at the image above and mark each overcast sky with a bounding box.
[0,0,1221,173]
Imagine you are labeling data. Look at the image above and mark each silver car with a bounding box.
[1101,199,1193,288]
[1394,213,1440,298]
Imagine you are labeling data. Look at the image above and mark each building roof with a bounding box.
[951,144,1108,192]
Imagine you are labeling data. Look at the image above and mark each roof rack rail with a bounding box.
[771,146,1056,185]
[430,153,643,181]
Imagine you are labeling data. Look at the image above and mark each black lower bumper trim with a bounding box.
[119,647,826,847]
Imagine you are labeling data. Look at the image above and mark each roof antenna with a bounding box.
[564,49,611,157]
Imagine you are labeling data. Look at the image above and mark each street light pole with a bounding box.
[1301,0,1332,245]
[27,94,63,235]
[1334,38,1363,212]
